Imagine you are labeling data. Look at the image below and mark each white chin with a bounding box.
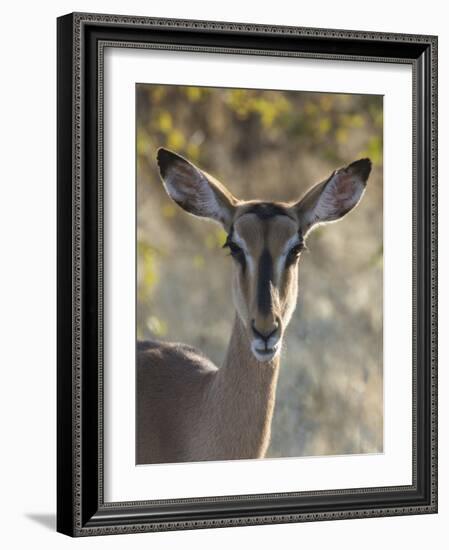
[251,346,280,363]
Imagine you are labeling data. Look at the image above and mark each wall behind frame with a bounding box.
[0,1,445,549]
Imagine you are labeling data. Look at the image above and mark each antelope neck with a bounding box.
[218,315,280,382]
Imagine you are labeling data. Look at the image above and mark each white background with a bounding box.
[105,50,412,501]
[0,1,446,549]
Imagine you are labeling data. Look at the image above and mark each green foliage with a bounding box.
[137,240,159,301]
[137,84,383,174]
[363,136,383,165]
[225,89,291,128]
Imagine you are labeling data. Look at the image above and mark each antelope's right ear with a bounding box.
[294,158,371,236]
[156,148,237,229]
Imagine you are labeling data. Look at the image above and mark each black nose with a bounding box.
[251,319,279,342]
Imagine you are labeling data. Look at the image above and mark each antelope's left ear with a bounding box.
[294,158,372,235]
[156,148,238,230]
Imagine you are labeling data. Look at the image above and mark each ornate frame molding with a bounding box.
[57,12,437,537]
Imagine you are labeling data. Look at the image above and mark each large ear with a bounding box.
[294,158,371,235]
[156,148,237,229]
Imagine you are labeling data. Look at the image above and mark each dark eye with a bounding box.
[223,238,246,269]
[286,242,305,266]
[228,241,243,258]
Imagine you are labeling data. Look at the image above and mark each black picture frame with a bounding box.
[57,12,438,537]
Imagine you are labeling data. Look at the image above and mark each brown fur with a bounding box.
[137,317,278,463]
[136,149,371,464]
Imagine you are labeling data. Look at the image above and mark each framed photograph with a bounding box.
[57,12,438,536]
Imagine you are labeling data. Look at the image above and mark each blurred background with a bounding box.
[136,84,383,458]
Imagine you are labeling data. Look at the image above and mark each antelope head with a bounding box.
[157,148,371,363]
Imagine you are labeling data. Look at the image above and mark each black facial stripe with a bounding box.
[257,248,274,316]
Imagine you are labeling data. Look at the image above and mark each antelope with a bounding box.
[137,148,371,464]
